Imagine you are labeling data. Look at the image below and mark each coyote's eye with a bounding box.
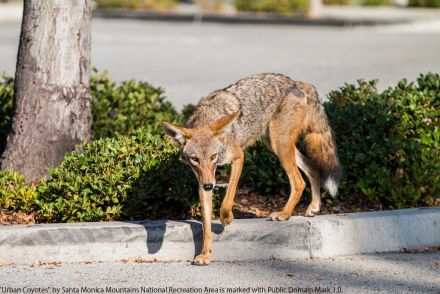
[190,156,199,165]
[211,153,218,161]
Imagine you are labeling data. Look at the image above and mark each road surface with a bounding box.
[1,19,440,109]
[0,252,439,293]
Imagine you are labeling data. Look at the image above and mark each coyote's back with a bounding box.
[186,73,296,148]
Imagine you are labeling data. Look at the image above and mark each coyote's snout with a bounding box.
[162,73,340,265]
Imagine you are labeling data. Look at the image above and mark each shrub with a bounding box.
[91,69,182,139]
[408,0,440,7]
[323,0,395,5]
[0,70,182,141]
[241,141,288,195]
[325,73,439,208]
[0,170,38,213]
[0,72,14,154]
[36,130,225,222]
[36,131,199,222]
[1,71,439,222]
[361,0,392,5]
[322,0,353,5]
[94,0,178,9]
[234,0,309,14]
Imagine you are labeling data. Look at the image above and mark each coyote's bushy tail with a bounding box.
[303,97,341,197]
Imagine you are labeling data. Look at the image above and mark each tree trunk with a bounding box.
[0,0,92,183]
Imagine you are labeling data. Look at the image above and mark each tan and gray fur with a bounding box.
[162,73,340,265]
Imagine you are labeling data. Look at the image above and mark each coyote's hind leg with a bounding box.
[295,148,321,217]
[265,122,306,221]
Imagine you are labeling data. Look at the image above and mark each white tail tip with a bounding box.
[324,176,338,198]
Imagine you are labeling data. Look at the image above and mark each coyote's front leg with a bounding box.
[220,147,244,226]
[193,188,213,265]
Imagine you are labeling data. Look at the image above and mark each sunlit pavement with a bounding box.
[1,18,440,109]
[0,252,439,293]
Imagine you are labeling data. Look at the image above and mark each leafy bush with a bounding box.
[322,0,353,4]
[0,69,181,142]
[91,70,182,139]
[241,141,288,195]
[323,0,396,5]
[1,71,439,222]
[325,73,439,208]
[0,70,181,141]
[95,0,178,9]
[0,170,38,213]
[234,0,309,14]
[36,131,202,222]
[361,0,392,5]
[0,73,14,154]
[408,0,440,7]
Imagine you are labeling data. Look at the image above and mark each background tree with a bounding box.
[1,0,92,183]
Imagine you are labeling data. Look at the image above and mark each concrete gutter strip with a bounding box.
[0,207,439,264]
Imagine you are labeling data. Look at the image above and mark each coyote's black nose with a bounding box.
[203,183,214,191]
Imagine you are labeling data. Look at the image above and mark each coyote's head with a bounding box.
[162,111,240,192]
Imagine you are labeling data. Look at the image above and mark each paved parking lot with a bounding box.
[1,252,439,293]
[1,19,440,109]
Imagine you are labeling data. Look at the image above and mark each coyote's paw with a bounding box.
[305,204,320,217]
[268,211,291,221]
[220,208,234,227]
[193,254,211,266]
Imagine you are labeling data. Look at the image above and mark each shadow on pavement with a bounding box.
[256,252,440,293]
[139,219,224,257]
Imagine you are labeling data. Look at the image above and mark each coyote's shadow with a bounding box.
[139,219,224,257]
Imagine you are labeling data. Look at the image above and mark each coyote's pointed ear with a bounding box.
[162,122,193,147]
[209,111,240,136]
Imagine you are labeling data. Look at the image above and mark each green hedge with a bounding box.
[0,170,38,214]
[360,0,392,6]
[234,0,309,14]
[327,74,439,208]
[94,0,178,9]
[91,70,182,139]
[36,131,202,222]
[322,0,353,5]
[408,0,440,7]
[0,71,439,222]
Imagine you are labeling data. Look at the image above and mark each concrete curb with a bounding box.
[0,207,439,264]
[92,9,407,27]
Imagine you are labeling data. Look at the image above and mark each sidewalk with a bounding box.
[1,207,439,264]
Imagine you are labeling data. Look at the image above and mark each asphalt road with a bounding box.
[1,19,440,109]
[0,252,439,293]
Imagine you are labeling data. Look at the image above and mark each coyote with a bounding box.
[162,73,340,265]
